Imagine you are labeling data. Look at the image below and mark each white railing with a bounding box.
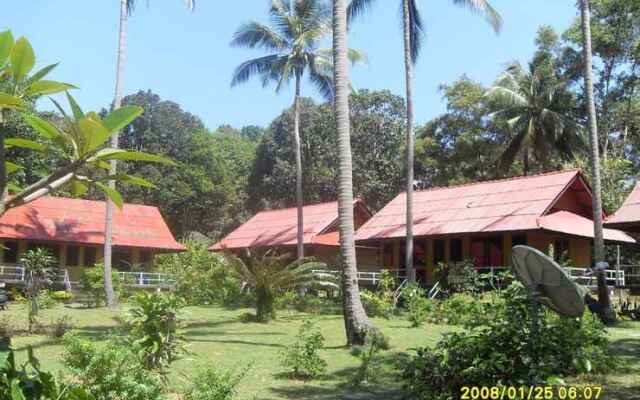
[565,267,625,288]
[0,265,25,282]
[312,269,407,286]
[117,271,175,288]
[619,265,640,288]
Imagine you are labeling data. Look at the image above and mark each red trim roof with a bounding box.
[355,169,630,242]
[0,196,185,251]
[605,182,640,229]
[211,200,366,251]
[538,211,635,243]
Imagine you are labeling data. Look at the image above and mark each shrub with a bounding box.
[360,290,395,319]
[439,260,484,294]
[79,264,122,308]
[63,334,165,400]
[402,282,615,400]
[276,292,341,315]
[350,327,389,386]
[184,366,248,400]
[280,320,327,379]
[48,315,74,338]
[401,283,434,327]
[1,348,91,400]
[50,290,74,302]
[128,291,186,373]
[430,293,486,325]
[156,241,243,306]
[20,248,57,333]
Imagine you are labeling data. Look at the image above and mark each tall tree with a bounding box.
[579,0,616,323]
[231,0,364,260]
[332,0,376,346]
[348,0,500,282]
[103,0,196,309]
[485,62,583,175]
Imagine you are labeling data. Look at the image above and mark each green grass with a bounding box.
[1,303,639,399]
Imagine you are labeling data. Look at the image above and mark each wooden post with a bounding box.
[503,233,513,267]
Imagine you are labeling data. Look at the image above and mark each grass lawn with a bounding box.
[1,303,639,399]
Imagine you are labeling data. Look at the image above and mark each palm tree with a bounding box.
[227,249,333,322]
[103,0,196,309]
[579,0,615,323]
[485,62,584,175]
[348,0,500,282]
[231,0,364,260]
[332,0,377,346]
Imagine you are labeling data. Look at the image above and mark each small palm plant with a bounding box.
[227,250,335,323]
[20,248,57,332]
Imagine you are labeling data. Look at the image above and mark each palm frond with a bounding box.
[498,120,529,172]
[231,54,282,87]
[452,0,502,33]
[347,0,376,24]
[485,86,528,108]
[407,0,425,64]
[231,22,289,51]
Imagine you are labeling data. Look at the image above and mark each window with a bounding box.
[3,241,19,263]
[383,243,394,267]
[113,249,131,270]
[512,234,527,247]
[66,246,80,266]
[554,239,569,262]
[84,247,97,267]
[450,239,463,263]
[471,237,503,268]
[434,240,445,265]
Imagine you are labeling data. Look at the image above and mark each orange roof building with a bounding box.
[211,199,376,267]
[355,170,634,284]
[0,196,184,281]
[605,182,640,233]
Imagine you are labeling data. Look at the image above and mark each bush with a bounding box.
[403,282,615,400]
[439,260,484,294]
[350,327,389,386]
[429,293,486,325]
[359,271,397,319]
[156,241,243,306]
[401,283,434,327]
[276,292,341,315]
[48,315,74,338]
[79,264,122,308]
[128,291,186,373]
[63,334,165,400]
[50,290,74,302]
[280,320,327,379]
[184,366,248,400]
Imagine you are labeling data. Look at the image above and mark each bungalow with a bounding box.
[0,196,184,282]
[605,182,640,233]
[354,169,635,284]
[210,199,377,267]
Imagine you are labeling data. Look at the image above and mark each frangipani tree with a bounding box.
[0,31,172,216]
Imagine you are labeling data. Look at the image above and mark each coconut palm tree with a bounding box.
[103,0,196,309]
[347,0,500,282]
[226,249,333,322]
[579,0,615,323]
[231,0,364,261]
[332,0,378,346]
[485,62,584,175]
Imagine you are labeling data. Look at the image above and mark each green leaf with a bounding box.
[28,63,58,82]
[94,182,123,209]
[22,113,62,140]
[10,379,26,400]
[10,37,35,81]
[66,92,84,119]
[5,138,46,151]
[0,93,25,109]
[26,80,76,96]
[71,179,89,197]
[104,174,156,189]
[95,149,175,165]
[78,117,111,153]
[0,30,14,66]
[8,182,21,193]
[545,376,566,386]
[103,106,143,133]
[5,161,22,174]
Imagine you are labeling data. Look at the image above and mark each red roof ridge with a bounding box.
[415,169,581,194]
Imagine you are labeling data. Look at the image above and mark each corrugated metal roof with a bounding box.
[605,182,640,228]
[355,169,582,241]
[0,196,185,251]
[538,211,635,243]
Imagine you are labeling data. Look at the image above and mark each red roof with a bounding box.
[605,182,640,229]
[538,211,634,243]
[211,200,366,251]
[0,196,185,251]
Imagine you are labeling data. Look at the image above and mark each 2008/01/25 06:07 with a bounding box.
[460,385,604,400]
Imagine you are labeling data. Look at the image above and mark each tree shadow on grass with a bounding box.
[187,338,287,348]
[185,329,286,338]
[183,318,242,330]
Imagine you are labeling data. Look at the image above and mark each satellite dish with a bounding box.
[511,245,586,317]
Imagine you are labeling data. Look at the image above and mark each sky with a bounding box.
[4,0,579,131]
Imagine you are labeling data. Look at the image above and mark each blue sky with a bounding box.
[4,1,578,130]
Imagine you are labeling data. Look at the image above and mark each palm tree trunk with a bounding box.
[579,0,615,323]
[293,73,304,259]
[402,0,415,283]
[332,0,376,346]
[103,0,128,309]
